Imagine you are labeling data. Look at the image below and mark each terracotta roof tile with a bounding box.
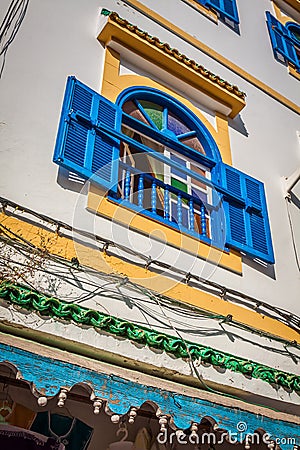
[101,9,246,100]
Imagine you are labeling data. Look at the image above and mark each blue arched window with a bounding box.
[116,87,221,244]
[53,77,274,263]
[266,12,300,72]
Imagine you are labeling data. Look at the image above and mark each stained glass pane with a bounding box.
[171,178,188,193]
[181,136,205,154]
[168,111,191,135]
[139,101,163,129]
[170,153,187,180]
[192,187,207,204]
[289,25,300,43]
[191,164,207,190]
[123,101,150,125]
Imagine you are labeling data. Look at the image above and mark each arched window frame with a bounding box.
[115,86,222,246]
[285,21,300,47]
[53,76,275,264]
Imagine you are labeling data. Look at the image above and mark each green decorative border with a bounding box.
[0,282,299,393]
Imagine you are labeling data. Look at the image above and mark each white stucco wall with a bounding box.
[0,0,299,405]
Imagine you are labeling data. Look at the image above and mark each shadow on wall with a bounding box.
[57,167,86,193]
[290,191,300,209]
[228,114,249,137]
[242,255,276,279]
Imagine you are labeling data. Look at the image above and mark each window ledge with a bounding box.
[87,185,242,274]
[289,63,300,79]
[282,0,300,13]
[97,10,246,118]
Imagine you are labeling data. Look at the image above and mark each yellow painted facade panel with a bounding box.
[1,211,299,344]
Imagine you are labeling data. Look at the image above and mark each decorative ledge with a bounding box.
[0,282,299,394]
[98,9,246,118]
[281,0,300,13]
[1,343,300,443]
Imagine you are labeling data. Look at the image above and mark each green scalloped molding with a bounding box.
[0,282,299,393]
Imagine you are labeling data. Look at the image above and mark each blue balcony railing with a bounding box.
[115,161,210,241]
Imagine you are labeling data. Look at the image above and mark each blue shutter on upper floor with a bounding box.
[198,0,239,24]
[53,76,120,193]
[266,12,299,70]
[220,164,274,264]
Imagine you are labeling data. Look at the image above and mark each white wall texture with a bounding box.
[0,0,299,406]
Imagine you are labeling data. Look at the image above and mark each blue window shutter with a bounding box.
[266,12,299,70]
[53,76,120,193]
[206,0,239,24]
[220,163,274,264]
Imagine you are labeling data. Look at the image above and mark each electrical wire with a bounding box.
[1,230,300,362]
[0,0,30,79]
[0,196,300,345]
[153,296,285,413]
[285,197,300,272]
[1,196,299,332]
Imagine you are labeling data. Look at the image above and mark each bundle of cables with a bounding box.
[0,0,29,78]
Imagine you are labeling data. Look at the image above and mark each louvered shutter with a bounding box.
[53,76,120,193]
[220,164,274,264]
[266,12,299,70]
[202,0,239,24]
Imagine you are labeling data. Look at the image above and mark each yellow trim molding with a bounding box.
[101,48,224,152]
[1,212,299,344]
[118,0,300,115]
[87,185,241,273]
[289,64,300,79]
[272,1,300,23]
[96,46,240,273]
[97,12,246,118]
[181,0,218,22]
[281,0,300,13]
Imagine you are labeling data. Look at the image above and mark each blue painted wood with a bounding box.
[202,0,240,24]
[138,175,144,208]
[189,199,194,231]
[177,195,182,227]
[124,170,131,201]
[200,205,207,236]
[266,13,300,71]
[53,76,120,193]
[164,188,170,221]
[151,181,157,214]
[0,343,299,448]
[220,163,275,264]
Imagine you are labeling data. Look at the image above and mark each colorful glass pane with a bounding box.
[191,164,207,190]
[139,101,163,130]
[192,187,207,204]
[289,25,300,43]
[123,101,150,125]
[170,153,187,180]
[168,111,191,135]
[171,178,188,193]
[181,136,205,154]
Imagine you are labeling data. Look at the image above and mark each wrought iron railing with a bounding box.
[117,161,210,240]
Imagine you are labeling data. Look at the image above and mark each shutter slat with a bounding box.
[206,0,239,24]
[220,163,274,264]
[266,12,299,70]
[53,76,120,193]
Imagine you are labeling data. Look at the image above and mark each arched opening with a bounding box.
[115,87,221,240]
